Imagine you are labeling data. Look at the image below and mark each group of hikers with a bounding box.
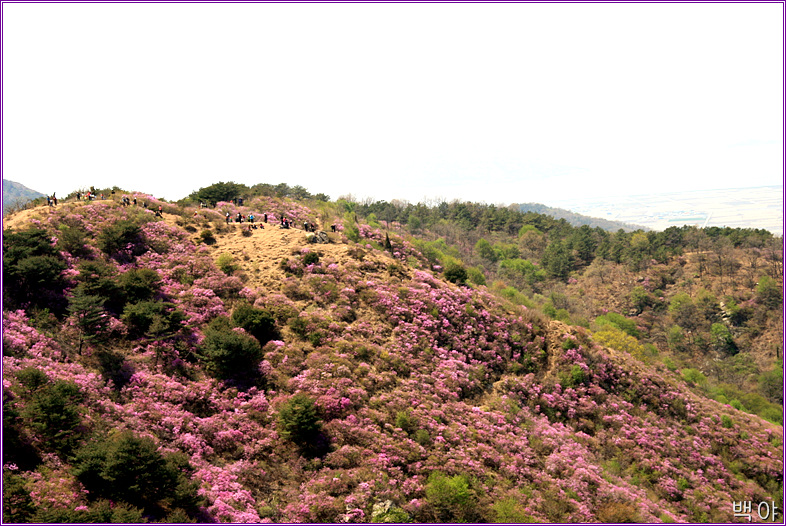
[220,209,333,236]
[42,191,339,238]
[119,195,139,207]
[74,189,103,201]
[49,191,96,205]
[225,211,267,226]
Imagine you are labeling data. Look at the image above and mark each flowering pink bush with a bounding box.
[2,195,781,523]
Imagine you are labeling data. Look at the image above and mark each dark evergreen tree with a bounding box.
[541,239,572,281]
[67,288,110,354]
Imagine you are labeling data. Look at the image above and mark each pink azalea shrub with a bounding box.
[2,196,781,523]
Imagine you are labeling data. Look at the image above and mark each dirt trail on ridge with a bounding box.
[197,222,381,293]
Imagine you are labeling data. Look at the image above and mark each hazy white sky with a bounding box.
[3,2,783,206]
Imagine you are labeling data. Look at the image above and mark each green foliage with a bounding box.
[595,312,641,338]
[424,471,478,522]
[541,239,572,281]
[758,366,783,404]
[67,288,110,353]
[499,258,546,287]
[629,286,653,313]
[492,497,534,523]
[695,289,721,324]
[72,431,200,519]
[122,301,185,339]
[118,268,162,304]
[499,286,535,308]
[97,219,143,258]
[231,302,279,345]
[721,297,749,326]
[199,229,217,245]
[366,213,381,227]
[756,275,782,309]
[720,415,734,428]
[303,251,320,266]
[413,429,431,446]
[710,323,737,355]
[708,383,783,424]
[57,223,92,258]
[3,228,67,311]
[680,368,707,387]
[518,224,541,237]
[666,325,688,353]
[662,356,678,371]
[32,499,147,523]
[289,185,312,200]
[278,393,326,456]
[465,266,486,286]
[394,408,417,435]
[95,349,135,390]
[188,180,250,207]
[593,326,645,359]
[493,242,520,260]
[20,376,85,455]
[216,253,239,275]
[343,212,360,242]
[74,260,124,314]
[371,503,410,523]
[474,238,497,261]
[3,469,36,523]
[561,337,578,351]
[543,302,571,322]
[669,293,701,332]
[559,364,587,388]
[568,225,598,266]
[199,316,263,381]
[624,232,651,270]
[412,237,459,265]
[443,263,468,286]
[288,314,332,347]
[3,228,60,264]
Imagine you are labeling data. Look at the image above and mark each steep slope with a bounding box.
[2,195,782,523]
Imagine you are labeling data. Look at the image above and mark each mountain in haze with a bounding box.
[3,179,45,215]
[516,202,646,232]
[2,186,781,523]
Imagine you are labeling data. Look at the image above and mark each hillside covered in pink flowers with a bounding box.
[2,190,782,523]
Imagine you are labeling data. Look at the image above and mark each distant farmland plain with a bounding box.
[551,185,783,236]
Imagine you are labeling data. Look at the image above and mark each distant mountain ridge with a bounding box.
[3,179,45,216]
[516,202,646,232]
